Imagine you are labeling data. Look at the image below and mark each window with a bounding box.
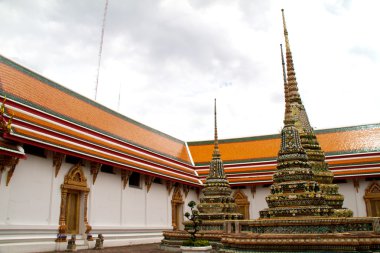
[333,179,347,184]
[129,172,141,188]
[24,144,46,158]
[153,177,162,184]
[364,182,380,217]
[231,186,245,190]
[100,165,114,174]
[365,177,380,181]
[65,155,83,165]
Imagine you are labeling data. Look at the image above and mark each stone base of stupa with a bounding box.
[161,229,223,252]
[219,217,380,252]
[161,219,241,251]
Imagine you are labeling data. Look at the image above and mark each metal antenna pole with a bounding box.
[95,0,109,101]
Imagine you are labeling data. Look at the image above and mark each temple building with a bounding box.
[0,11,380,253]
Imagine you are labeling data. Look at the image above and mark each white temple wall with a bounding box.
[50,162,71,226]
[146,181,169,227]
[122,177,146,227]
[0,153,176,252]
[184,188,199,208]
[338,180,358,215]
[90,170,122,226]
[0,176,8,224]
[250,186,270,219]
[335,179,375,217]
[350,179,374,217]
[0,155,53,225]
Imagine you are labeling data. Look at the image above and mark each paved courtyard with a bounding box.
[77,243,165,253]
[76,243,166,253]
[43,243,168,253]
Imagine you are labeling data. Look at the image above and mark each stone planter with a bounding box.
[180,245,212,253]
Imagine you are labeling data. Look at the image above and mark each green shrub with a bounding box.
[194,239,210,247]
[182,201,210,247]
[182,239,210,247]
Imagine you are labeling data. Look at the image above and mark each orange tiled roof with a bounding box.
[188,124,380,165]
[0,55,191,164]
[189,124,380,184]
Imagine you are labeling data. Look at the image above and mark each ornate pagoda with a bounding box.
[161,100,242,250]
[280,9,351,216]
[259,10,352,218]
[197,99,243,221]
[219,10,380,252]
[259,117,333,218]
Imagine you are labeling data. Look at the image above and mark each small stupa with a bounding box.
[197,99,243,221]
[161,100,242,250]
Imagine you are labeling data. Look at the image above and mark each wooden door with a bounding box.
[66,191,80,234]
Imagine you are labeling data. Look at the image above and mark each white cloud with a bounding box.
[0,0,379,141]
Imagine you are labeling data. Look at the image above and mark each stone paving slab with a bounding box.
[42,243,168,253]
[78,243,166,253]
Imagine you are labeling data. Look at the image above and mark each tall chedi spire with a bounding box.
[259,47,332,217]
[280,9,351,216]
[281,44,291,125]
[197,99,243,220]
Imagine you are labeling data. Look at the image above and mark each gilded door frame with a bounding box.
[233,189,250,219]
[171,186,184,230]
[364,182,380,217]
[57,164,91,241]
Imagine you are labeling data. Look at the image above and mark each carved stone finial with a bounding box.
[182,184,190,197]
[5,156,19,186]
[121,169,132,189]
[0,96,6,115]
[166,181,174,194]
[53,152,66,177]
[90,162,102,185]
[145,175,154,193]
[251,185,256,199]
[0,96,13,134]
[353,178,360,193]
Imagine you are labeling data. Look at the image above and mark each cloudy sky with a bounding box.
[0,0,379,141]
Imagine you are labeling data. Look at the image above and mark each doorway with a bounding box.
[57,164,91,240]
[233,189,250,219]
[364,182,380,217]
[171,186,184,230]
[66,190,80,234]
